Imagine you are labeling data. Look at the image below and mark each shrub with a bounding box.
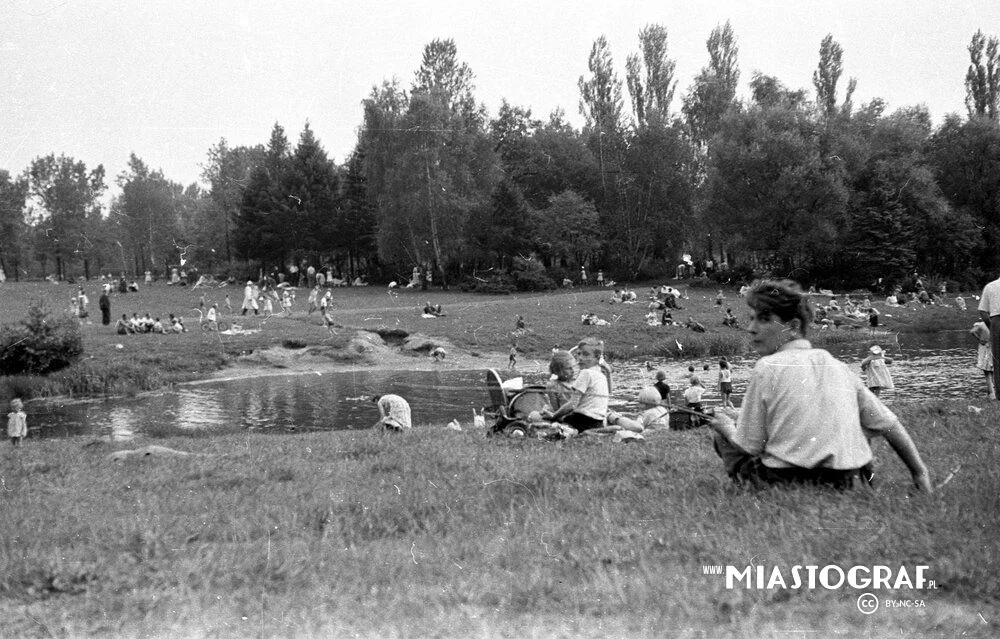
[546,266,577,287]
[0,303,83,375]
[651,331,749,358]
[709,264,755,286]
[0,375,50,404]
[633,261,675,282]
[511,259,556,292]
[458,274,515,295]
[46,358,162,397]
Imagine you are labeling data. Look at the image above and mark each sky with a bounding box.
[2,0,999,196]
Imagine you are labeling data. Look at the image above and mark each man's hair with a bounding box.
[746,279,814,336]
[575,336,604,357]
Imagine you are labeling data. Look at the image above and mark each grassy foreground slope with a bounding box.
[0,400,996,637]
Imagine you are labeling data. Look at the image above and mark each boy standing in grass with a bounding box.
[709,279,932,491]
[545,338,608,433]
[7,398,26,446]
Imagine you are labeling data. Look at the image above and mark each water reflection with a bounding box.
[105,407,136,441]
[27,331,985,440]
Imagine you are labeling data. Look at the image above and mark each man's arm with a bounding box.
[708,407,741,443]
[979,283,994,324]
[879,423,933,493]
[858,382,932,492]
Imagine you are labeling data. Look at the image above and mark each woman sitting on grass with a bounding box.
[709,279,932,492]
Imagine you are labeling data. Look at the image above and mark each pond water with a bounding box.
[26,330,986,440]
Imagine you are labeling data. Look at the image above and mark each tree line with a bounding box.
[1,24,999,291]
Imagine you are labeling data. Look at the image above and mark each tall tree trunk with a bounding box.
[424,154,448,289]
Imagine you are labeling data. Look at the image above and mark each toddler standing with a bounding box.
[7,398,27,446]
[859,345,894,397]
[971,320,994,399]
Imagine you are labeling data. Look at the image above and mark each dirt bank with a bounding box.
[205,328,541,383]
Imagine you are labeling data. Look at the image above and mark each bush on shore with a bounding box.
[0,303,83,375]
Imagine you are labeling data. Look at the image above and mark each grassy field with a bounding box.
[0,280,995,636]
[0,279,982,402]
[0,400,996,637]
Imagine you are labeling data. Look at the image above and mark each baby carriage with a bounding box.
[668,405,714,430]
[484,369,553,438]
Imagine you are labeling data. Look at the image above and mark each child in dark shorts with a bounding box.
[718,359,734,408]
[653,370,671,407]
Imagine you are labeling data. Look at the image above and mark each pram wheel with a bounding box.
[506,424,527,438]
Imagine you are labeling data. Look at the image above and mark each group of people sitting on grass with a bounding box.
[608,288,638,303]
[649,285,684,309]
[812,294,881,330]
[115,312,186,335]
[504,280,933,493]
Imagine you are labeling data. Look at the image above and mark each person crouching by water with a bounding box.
[859,345,894,397]
[372,394,412,431]
[708,279,932,491]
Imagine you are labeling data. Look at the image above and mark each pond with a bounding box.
[26,330,986,440]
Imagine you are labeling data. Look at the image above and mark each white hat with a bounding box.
[870,345,883,355]
[638,388,661,406]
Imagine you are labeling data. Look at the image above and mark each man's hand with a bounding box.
[913,470,933,494]
[708,408,738,441]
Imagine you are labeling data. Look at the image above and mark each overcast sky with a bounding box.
[2,0,998,193]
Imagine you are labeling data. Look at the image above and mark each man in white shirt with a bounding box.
[710,279,932,491]
[978,272,1000,400]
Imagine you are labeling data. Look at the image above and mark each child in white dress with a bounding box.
[971,320,994,399]
[859,345,894,397]
[7,398,27,446]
